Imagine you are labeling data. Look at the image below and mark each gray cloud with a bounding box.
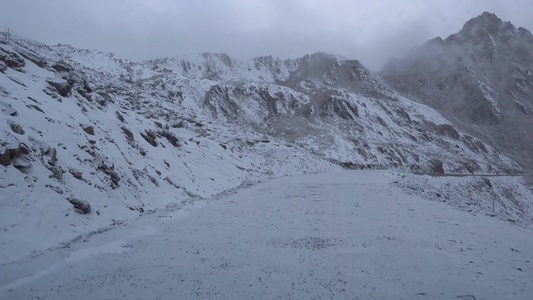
[1,0,532,71]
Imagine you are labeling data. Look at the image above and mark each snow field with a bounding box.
[1,170,531,299]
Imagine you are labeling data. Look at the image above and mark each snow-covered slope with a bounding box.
[1,28,532,265]
[0,35,340,263]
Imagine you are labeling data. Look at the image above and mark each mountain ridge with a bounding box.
[382,11,533,173]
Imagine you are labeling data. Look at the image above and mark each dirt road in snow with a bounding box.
[1,171,532,299]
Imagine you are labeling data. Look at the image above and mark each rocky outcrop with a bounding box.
[67,198,91,214]
[0,47,25,72]
[0,131,29,167]
[51,61,73,73]
[46,78,73,97]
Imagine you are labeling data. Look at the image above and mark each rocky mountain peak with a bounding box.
[381,12,533,172]
[299,52,346,65]
[462,11,505,32]
[446,11,520,47]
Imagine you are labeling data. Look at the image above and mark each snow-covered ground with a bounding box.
[1,170,531,300]
[2,32,533,300]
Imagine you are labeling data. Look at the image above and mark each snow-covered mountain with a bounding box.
[1,13,532,265]
[382,12,533,173]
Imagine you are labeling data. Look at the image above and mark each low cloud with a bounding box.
[2,0,532,71]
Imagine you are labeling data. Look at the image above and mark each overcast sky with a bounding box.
[1,0,532,71]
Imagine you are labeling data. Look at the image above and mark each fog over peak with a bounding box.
[1,0,533,71]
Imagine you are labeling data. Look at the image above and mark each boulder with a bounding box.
[81,125,95,135]
[0,150,10,166]
[47,147,57,166]
[46,78,72,97]
[12,157,32,173]
[1,132,30,167]
[8,121,24,135]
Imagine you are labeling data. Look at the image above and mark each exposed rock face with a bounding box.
[382,12,533,172]
[51,61,73,73]
[46,78,73,97]
[0,47,25,72]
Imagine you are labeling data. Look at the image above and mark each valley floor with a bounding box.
[1,170,532,299]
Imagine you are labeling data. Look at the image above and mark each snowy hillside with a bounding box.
[1,22,532,274]
[0,35,340,263]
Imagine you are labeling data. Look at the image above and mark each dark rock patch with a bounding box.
[27,104,44,113]
[8,121,24,135]
[0,143,30,167]
[51,61,73,73]
[428,159,444,174]
[68,198,91,214]
[98,164,120,189]
[69,168,83,180]
[0,47,25,72]
[46,185,64,194]
[121,126,134,141]
[81,125,95,135]
[140,130,158,147]
[435,124,460,139]
[158,130,180,147]
[46,79,73,97]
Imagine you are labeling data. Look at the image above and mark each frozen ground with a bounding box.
[1,170,532,300]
